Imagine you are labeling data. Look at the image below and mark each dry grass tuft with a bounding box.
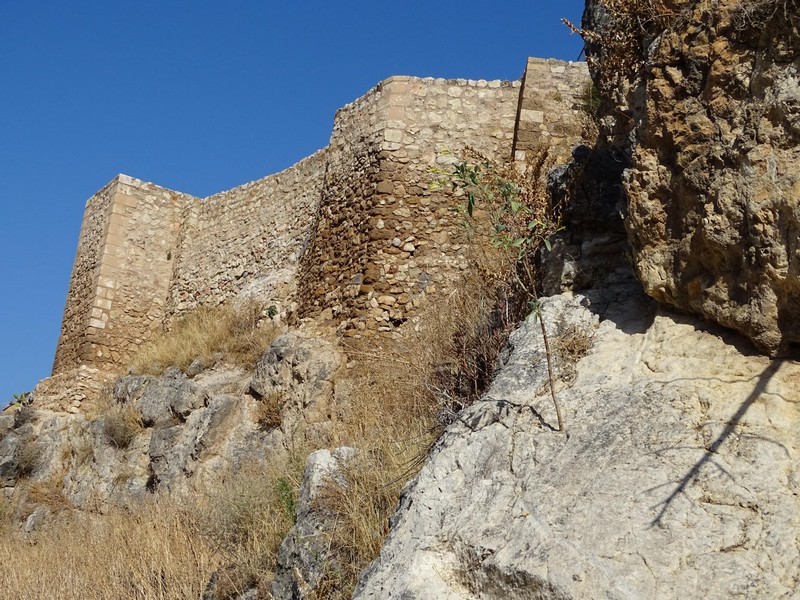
[553,323,596,385]
[102,404,143,450]
[15,437,44,479]
[313,267,528,596]
[253,392,285,431]
[129,300,279,375]
[13,405,37,429]
[25,474,72,514]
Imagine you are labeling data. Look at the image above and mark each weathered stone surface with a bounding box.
[355,286,800,599]
[115,368,208,427]
[251,332,343,430]
[272,447,358,599]
[0,432,20,487]
[585,0,800,355]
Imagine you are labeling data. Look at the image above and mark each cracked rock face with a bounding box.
[586,0,800,355]
[354,285,800,599]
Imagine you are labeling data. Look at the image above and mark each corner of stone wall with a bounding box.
[53,175,197,374]
[513,57,591,164]
[296,74,522,339]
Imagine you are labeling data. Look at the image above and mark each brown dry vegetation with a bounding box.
[129,300,280,375]
[0,497,217,600]
[102,403,144,449]
[0,459,303,600]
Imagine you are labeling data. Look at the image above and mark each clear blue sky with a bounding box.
[0,1,586,405]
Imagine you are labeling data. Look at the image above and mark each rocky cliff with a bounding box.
[585,0,800,355]
[354,276,800,599]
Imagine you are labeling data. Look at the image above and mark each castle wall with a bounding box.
[51,57,592,378]
[513,57,590,162]
[53,176,196,372]
[53,180,118,372]
[294,81,387,327]
[168,150,328,316]
[330,76,522,335]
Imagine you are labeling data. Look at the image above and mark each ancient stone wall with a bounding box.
[168,150,328,316]
[53,180,117,372]
[53,176,196,372]
[297,76,523,335]
[52,57,591,377]
[514,57,591,162]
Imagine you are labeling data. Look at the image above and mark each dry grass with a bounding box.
[102,403,143,449]
[13,405,37,429]
[15,437,44,479]
[0,499,219,600]
[199,459,304,599]
[0,458,304,600]
[306,265,527,596]
[253,392,285,431]
[129,300,279,375]
[553,323,596,385]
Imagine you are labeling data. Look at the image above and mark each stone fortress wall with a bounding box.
[52,58,590,376]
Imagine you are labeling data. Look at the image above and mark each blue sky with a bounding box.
[0,1,586,405]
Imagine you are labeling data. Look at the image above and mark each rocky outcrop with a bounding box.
[584,0,800,355]
[0,332,344,518]
[354,280,800,599]
[272,447,357,599]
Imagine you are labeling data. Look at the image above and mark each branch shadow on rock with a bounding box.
[649,359,783,527]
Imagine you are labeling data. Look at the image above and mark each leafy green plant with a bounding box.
[434,148,567,432]
[275,477,297,524]
[11,392,32,407]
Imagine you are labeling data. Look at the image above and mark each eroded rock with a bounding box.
[355,286,800,599]
[585,0,800,355]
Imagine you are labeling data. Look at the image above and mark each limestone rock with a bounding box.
[251,332,343,431]
[585,0,800,355]
[355,285,800,599]
[115,368,208,427]
[272,447,358,599]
